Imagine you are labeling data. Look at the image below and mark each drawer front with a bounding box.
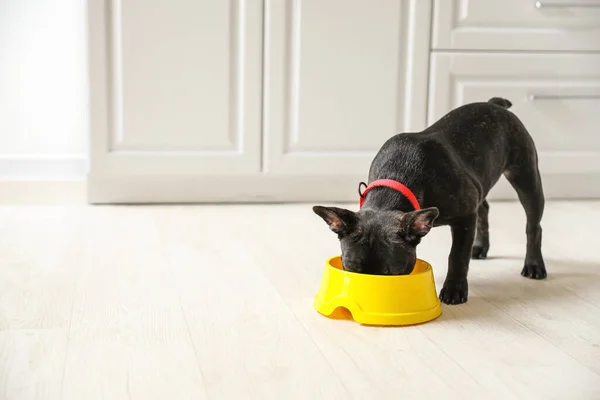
[432,0,600,51]
[428,53,600,176]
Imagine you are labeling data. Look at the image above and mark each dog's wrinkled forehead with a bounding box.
[357,209,405,235]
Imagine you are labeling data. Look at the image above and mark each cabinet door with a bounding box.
[432,0,600,51]
[88,0,263,200]
[428,53,600,199]
[262,0,431,177]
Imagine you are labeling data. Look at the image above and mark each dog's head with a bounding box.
[313,206,439,275]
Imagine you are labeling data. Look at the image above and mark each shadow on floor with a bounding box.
[435,258,600,322]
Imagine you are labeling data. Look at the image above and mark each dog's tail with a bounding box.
[488,97,512,109]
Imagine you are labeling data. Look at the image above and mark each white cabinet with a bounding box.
[88,0,599,203]
[432,0,600,51]
[88,0,264,202]
[88,0,431,203]
[262,0,430,176]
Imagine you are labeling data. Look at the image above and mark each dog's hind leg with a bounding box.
[472,199,490,259]
[504,154,546,279]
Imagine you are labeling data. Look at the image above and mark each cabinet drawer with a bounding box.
[428,53,600,175]
[432,0,600,51]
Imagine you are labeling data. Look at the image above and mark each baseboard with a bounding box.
[0,155,87,180]
[2,172,597,205]
[87,172,600,204]
[87,175,364,204]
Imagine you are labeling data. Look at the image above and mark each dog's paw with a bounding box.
[471,243,489,260]
[521,260,547,280]
[439,280,469,305]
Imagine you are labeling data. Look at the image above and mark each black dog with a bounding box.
[313,98,545,305]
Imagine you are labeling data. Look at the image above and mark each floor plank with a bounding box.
[468,202,600,374]
[0,207,81,330]
[158,206,350,400]
[61,207,207,400]
[0,329,67,400]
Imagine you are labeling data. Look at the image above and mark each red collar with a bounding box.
[359,179,421,210]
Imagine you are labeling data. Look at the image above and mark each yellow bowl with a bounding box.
[314,256,442,326]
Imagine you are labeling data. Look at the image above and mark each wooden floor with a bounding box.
[1,201,599,399]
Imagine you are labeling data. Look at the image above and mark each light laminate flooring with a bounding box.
[1,201,599,399]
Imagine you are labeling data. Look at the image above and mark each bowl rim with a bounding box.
[326,255,432,279]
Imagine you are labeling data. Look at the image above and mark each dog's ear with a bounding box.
[401,207,439,244]
[312,206,358,237]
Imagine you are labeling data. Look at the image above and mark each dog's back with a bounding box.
[423,98,517,189]
[370,98,531,200]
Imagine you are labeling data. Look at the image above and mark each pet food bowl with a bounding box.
[314,256,442,326]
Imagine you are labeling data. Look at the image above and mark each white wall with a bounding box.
[0,0,88,180]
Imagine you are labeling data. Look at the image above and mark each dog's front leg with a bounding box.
[439,214,477,305]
